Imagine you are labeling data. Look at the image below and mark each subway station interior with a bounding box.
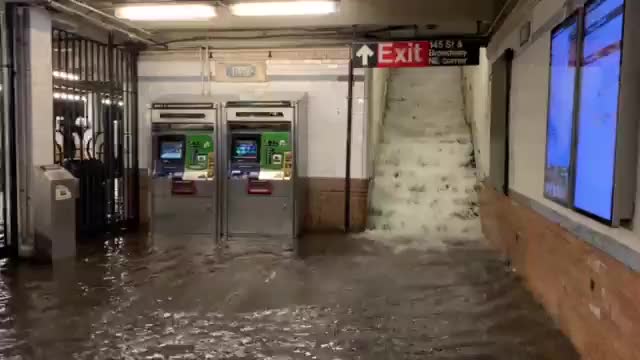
[0,0,639,358]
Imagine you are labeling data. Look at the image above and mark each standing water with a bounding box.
[367,67,482,250]
[0,69,579,359]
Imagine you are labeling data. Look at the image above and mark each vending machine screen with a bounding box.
[233,140,258,162]
[160,141,183,160]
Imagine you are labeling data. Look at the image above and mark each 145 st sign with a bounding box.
[352,40,480,68]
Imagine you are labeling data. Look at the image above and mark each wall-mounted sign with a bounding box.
[352,40,481,68]
[227,64,256,78]
[215,61,267,82]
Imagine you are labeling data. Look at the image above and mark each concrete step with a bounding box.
[367,67,482,248]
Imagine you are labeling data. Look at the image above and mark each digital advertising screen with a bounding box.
[160,141,183,160]
[574,0,625,221]
[544,14,579,204]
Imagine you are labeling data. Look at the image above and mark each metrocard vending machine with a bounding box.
[150,96,222,239]
[222,94,307,245]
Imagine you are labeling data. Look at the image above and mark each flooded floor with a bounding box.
[0,234,578,359]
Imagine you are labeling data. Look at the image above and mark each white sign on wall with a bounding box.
[215,61,267,82]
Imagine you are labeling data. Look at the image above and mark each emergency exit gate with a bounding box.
[52,29,139,238]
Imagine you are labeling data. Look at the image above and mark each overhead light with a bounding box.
[54,92,86,102]
[53,71,80,81]
[230,1,338,16]
[115,4,217,21]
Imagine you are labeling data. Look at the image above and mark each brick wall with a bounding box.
[480,185,640,360]
[304,178,369,232]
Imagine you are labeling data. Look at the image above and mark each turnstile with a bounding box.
[149,96,224,240]
[221,93,308,247]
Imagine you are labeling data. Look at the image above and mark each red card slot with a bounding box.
[247,180,272,195]
[172,180,196,195]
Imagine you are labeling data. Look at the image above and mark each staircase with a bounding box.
[366,67,482,251]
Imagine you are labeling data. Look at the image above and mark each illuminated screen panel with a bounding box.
[574,0,625,221]
[544,15,579,203]
[160,141,183,160]
[233,140,258,161]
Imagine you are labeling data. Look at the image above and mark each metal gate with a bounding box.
[0,11,8,257]
[52,29,139,238]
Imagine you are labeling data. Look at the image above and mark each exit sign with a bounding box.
[352,40,481,68]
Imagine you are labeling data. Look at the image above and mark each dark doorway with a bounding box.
[489,48,514,195]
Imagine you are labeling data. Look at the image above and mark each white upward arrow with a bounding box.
[356,45,375,66]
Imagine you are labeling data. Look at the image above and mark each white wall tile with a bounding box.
[138,59,368,179]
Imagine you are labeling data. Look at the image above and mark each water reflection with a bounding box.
[0,234,578,359]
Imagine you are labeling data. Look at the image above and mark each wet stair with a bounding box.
[367,67,482,249]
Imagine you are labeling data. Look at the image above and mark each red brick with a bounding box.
[481,185,640,360]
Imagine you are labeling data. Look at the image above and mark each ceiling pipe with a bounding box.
[8,0,161,46]
[157,25,361,34]
[3,0,48,3]
[141,45,352,56]
[161,42,353,52]
[485,0,518,36]
[159,32,489,49]
[45,0,161,46]
[63,0,155,37]
[159,32,351,46]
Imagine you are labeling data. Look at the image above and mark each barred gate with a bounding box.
[52,29,139,238]
[0,14,8,257]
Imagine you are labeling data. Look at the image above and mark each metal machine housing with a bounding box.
[221,93,308,248]
[149,95,228,241]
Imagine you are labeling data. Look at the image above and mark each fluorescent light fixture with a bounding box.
[53,71,80,81]
[115,4,217,21]
[230,1,337,16]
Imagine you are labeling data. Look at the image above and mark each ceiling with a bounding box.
[50,0,512,49]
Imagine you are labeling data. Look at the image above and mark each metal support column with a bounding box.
[344,52,354,232]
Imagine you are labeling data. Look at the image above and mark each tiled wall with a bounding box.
[137,52,369,179]
[304,178,369,232]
